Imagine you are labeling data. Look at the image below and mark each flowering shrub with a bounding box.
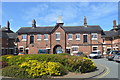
[19,60,67,78]
[2,54,97,78]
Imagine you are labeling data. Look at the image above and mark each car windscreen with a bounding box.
[112,51,120,54]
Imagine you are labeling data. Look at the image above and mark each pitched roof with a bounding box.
[17,25,103,34]
[0,27,17,39]
[102,31,118,38]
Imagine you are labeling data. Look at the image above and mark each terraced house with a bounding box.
[16,17,105,55]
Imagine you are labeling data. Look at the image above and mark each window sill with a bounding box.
[56,39,60,40]
[68,39,73,40]
[72,51,78,53]
[22,39,27,41]
[37,39,41,41]
[76,39,80,40]
[92,38,98,40]
[44,39,48,40]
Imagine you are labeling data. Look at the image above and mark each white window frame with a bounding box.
[92,46,98,51]
[72,46,79,53]
[76,34,80,40]
[37,34,41,41]
[56,32,60,40]
[68,34,73,40]
[44,34,48,40]
[22,34,27,41]
[91,33,98,40]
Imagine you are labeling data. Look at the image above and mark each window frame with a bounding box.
[56,32,60,40]
[68,34,73,40]
[83,34,88,43]
[22,34,27,41]
[76,34,80,40]
[44,34,48,40]
[37,34,41,40]
[91,33,98,40]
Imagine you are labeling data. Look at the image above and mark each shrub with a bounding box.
[19,60,67,78]
[2,54,96,73]
[0,61,8,68]
[2,65,29,78]
[58,53,70,55]
[1,55,14,62]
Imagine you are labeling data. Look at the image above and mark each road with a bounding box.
[92,57,119,79]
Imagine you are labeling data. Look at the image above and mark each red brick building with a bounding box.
[17,17,105,55]
[102,20,120,54]
[0,21,17,55]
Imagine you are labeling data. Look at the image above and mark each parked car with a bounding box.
[18,52,25,55]
[107,51,120,60]
[89,51,102,59]
[38,49,47,54]
[113,52,120,62]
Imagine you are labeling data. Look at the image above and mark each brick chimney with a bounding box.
[84,16,87,27]
[113,20,117,29]
[32,19,36,28]
[7,21,10,31]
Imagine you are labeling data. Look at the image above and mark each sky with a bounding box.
[2,2,118,32]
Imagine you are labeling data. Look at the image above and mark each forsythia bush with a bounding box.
[19,60,67,78]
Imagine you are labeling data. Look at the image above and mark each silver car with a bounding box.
[113,52,120,62]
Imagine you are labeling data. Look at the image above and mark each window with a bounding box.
[22,34,27,41]
[30,35,34,44]
[83,34,87,43]
[91,33,98,40]
[76,34,80,40]
[44,34,48,40]
[72,47,78,51]
[56,32,60,40]
[37,34,41,40]
[68,34,72,40]
[19,47,23,52]
[93,47,98,51]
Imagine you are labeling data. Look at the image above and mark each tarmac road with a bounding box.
[92,57,119,79]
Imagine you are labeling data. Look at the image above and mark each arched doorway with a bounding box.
[53,45,63,54]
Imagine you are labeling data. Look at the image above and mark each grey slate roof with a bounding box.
[102,31,118,38]
[17,25,103,34]
[0,27,18,39]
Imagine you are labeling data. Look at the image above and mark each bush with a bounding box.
[19,60,67,78]
[0,61,8,68]
[2,65,29,78]
[2,54,96,74]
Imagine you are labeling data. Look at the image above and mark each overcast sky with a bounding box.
[2,2,118,32]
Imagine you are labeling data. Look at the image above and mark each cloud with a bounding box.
[22,2,118,26]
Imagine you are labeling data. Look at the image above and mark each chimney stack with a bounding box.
[32,19,36,28]
[7,21,10,31]
[113,20,116,27]
[84,16,87,27]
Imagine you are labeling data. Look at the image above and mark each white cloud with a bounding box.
[23,2,118,26]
